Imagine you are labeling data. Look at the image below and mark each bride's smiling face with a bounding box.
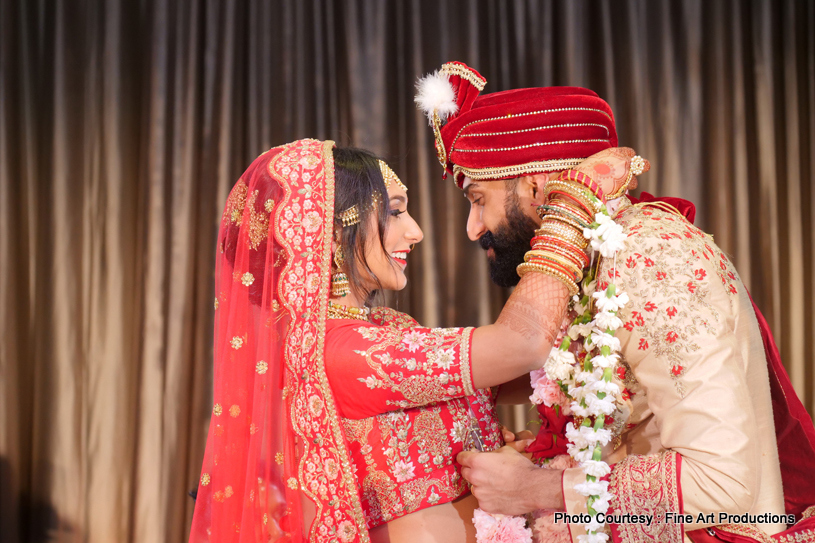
[361,183,423,291]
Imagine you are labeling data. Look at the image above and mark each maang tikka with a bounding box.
[331,246,350,297]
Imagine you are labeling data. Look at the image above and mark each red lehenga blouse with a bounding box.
[325,307,503,529]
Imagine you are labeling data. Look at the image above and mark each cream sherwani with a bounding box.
[561,200,785,543]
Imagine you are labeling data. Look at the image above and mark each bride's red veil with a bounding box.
[190,140,368,542]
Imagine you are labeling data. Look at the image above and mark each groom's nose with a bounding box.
[466,205,486,241]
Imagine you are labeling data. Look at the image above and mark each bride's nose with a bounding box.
[405,215,423,244]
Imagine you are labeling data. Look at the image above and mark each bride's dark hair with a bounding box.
[332,146,392,304]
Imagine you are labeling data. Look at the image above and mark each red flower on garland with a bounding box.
[526,404,572,460]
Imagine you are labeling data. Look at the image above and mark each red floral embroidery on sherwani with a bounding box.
[562,198,790,543]
[325,307,503,528]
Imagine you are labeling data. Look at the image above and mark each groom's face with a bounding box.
[463,177,541,288]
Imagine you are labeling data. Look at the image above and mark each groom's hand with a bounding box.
[573,147,650,199]
[457,446,564,515]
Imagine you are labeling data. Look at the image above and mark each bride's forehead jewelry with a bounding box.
[337,161,406,227]
[379,160,408,192]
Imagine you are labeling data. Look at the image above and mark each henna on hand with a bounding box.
[574,147,651,197]
[496,272,568,346]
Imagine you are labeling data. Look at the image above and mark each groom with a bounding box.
[417,62,815,542]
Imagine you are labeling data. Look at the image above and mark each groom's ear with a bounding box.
[524,173,551,205]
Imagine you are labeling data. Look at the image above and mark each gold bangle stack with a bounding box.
[518,175,604,294]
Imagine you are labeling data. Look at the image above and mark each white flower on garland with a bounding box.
[593,290,629,313]
[584,213,627,258]
[568,321,594,341]
[593,310,623,331]
[582,460,612,478]
[574,479,610,498]
[588,330,621,352]
[579,533,610,543]
[544,347,577,381]
[590,352,620,369]
[537,195,630,543]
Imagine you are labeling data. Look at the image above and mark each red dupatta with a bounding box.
[190,140,368,542]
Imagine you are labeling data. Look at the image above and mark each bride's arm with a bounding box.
[470,272,569,389]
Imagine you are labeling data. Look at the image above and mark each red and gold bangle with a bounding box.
[542,201,593,226]
[516,263,579,296]
[525,257,584,284]
[532,235,588,255]
[544,181,593,205]
[558,169,604,201]
[545,180,602,214]
[535,242,590,269]
[546,212,586,232]
[527,243,587,268]
[524,250,580,276]
[525,253,583,280]
[546,190,597,219]
[535,223,587,248]
[547,199,594,222]
[525,250,580,271]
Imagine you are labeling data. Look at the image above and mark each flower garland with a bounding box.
[474,195,628,543]
[530,196,629,543]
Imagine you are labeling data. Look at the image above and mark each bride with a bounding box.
[189,139,612,542]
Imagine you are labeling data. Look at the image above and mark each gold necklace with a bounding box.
[327,301,370,321]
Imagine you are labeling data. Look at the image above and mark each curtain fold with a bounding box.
[1,1,813,541]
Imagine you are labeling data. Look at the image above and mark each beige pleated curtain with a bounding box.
[1,0,813,541]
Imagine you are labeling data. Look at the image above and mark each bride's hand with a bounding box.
[501,427,535,456]
[573,147,650,199]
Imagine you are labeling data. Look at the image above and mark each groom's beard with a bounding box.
[479,194,539,288]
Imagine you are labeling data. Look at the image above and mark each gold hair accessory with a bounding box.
[330,246,350,297]
[379,160,408,192]
[337,205,361,227]
[336,160,401,228]
[337,193,382,227]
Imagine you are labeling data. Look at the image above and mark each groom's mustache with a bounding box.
[479,231,495,252]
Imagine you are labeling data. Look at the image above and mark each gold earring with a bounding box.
[331,246,350,297]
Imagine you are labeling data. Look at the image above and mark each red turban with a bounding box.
[416,61,618,188]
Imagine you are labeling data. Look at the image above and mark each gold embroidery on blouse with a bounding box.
[459,327,475,396]
[352,326,468,408]
[414,409,452,461]
[341,405,479,526]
